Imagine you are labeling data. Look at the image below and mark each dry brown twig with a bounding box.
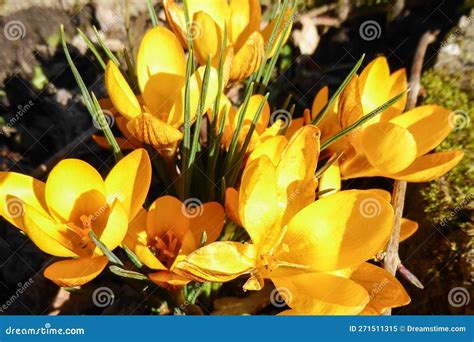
[384,30,440,315]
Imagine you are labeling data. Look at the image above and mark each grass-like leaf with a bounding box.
[223,82,255,173]
[227,93,270,187]
[92,25,120,66]
[254,0,291,84]
[91,93,123,161]
[89,230,124,266]
[109,265,149,281]
[60,25,122,162]
[122,244,144,269]
[312,54,365,125]
[320,91,406,151]
[146,0,159,27]
[260,2,297,89]
[315,150,344,178]
[77,28,106,70]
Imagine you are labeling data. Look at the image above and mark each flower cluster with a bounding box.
[0,0,463,315]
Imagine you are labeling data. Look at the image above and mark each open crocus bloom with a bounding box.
[105,26,218,156]
[0,149,151,286]
[287,56,463,182]
[211,94,284,152]
[174,125,409,314]
[124,196,224,287]
[163,0,292,82]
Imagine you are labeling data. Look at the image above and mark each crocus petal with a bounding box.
[260,9,293,58]
[147,196,191,244]
[105,61,141,120]
[44,256,108,287]
[233,94,270,133]
[92,200,128,253]
[380,68,407,121]
[225,187,242,226]
[366,189,391,202]
[137,26,186,117]
[230,0,261,50]
[400,218,418,242]
[272,272,369,315]
[22,202,78,257]
[361,122,417,174]
[168,66,219,127]
[350,262,410,314]
[284,117,304,140]
[248,135,288,166]
[311,86,329,119]
[187,0,230,30]
[338,75,363,130]
[390,105,453,157]
[163,0,188,47]
[92,135,137,150]
[276,125,320,225]
[190,202,225,244]
[229,31,264,81]
[318,162,341,197]
[390,150,464,182]
[238,156,278,248]
[45,159,107,225]
[0,172,48,230]
[126,113,183,154]
[124,209,167,270]
[192,11,223,66]
[149,271,191,287]
[105,148,151,220]
[359,56,390,114]
[281,190,394,272]
[174,241,257,282]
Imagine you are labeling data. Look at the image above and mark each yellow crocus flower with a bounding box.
[105,26,218,156]
[174,126,408,314]
[163,0,292,82]
[289,56,463,182]
[0,149,151,287]
[124,196,224,287]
